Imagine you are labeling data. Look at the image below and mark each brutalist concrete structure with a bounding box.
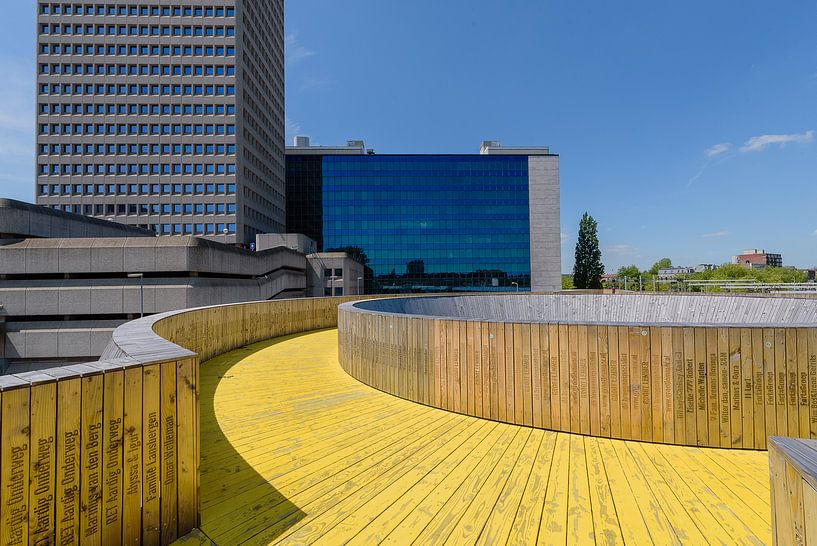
[0,199,305,372]
[34,0,285,245]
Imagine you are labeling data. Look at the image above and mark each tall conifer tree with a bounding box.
[572,212,604,289]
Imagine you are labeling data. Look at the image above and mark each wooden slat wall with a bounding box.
[769,437,817,546]
[0,295,378,546]
[338,311,817,450]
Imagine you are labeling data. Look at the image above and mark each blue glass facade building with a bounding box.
[287,150,556,294]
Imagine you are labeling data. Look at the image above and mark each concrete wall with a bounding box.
[256,232,318,254]
[0,235,307,363]
[0,198,154,240]
[528,156,561,292]
[0,236,305,276]
[306,253,366,297]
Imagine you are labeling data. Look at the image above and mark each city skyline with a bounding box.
[2,1,816,270]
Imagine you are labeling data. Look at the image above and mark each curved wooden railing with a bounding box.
[0,295,374,546]
[338,294,817,451]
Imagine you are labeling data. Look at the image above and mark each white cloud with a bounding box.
[812,229,817,237]
[705,143,732,157]
[605,244,640,257]
[704,142,732,157]
[702,230,730,238]
[285,33,316,65]
[739,130,814,153]
[560,232,570,244]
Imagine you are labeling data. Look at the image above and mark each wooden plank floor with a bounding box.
[195,329,772,545]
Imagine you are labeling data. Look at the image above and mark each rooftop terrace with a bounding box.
[194,329,770,544]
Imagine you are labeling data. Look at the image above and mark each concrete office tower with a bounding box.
[34,1,285,245]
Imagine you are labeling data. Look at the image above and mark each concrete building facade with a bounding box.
[0,199,305,372]
[34,0,285,245]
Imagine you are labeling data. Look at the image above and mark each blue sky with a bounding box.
[3,1,816,272]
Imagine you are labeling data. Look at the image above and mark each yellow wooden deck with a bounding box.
[194,329,772,545]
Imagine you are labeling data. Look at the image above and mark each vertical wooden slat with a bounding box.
[56,378,81,545]
[80,374,103,545]
[177,359,197,535]
[495,322,507,422]
[809,329,817,441]
[672,327,686,445]
[141,364,161,546]
[787,329,799,437]
[717,328,730,448]
[588,325,600,437]
[628,327,642,441]
[102,368,125,544]
[609,326,621,438]
[577,324,590,435]
[481,322,492,421]
[651,327,664,443]
[776,328,788,438]
[489,322,500,421]
[661,327,674,444]
[803,480,817,545]
[161,361,178,545]
[505,323,516,424]
[519,323,533,427]
[433,320,443,411]
[123,367,143,546]
[460,321,469,417]
[576,325,590,434]
[568,324,580,434]
[598,326,611,437]
[694,328,708,446]
[466,321,476,417]
[559,324,570,432]
[29,381,56,545]
[706,329,719,447]
[549,324,561,431]
[798,328,809,440]
[618,326,631,439]
[2,387,30,546]
[638,327,651,442]
[530,323,542,429]
[765,328,779,441]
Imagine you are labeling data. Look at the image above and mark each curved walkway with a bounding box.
[197,329,771,545]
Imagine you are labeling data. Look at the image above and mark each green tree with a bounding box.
[649,258,672,276]
[572,212,604,289]
[561,275,575,290]
[617,265,641,280]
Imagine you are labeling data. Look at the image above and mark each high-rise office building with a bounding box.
[286,139,561,293]
[34,1,285,244]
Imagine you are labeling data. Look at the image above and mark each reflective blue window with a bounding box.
[287,155,532,294]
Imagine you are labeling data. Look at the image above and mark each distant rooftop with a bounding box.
[478,140,550,155]
[286,136,551,156]
[286,136,369,155]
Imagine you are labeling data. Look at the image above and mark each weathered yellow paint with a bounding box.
[195,329,773,545]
